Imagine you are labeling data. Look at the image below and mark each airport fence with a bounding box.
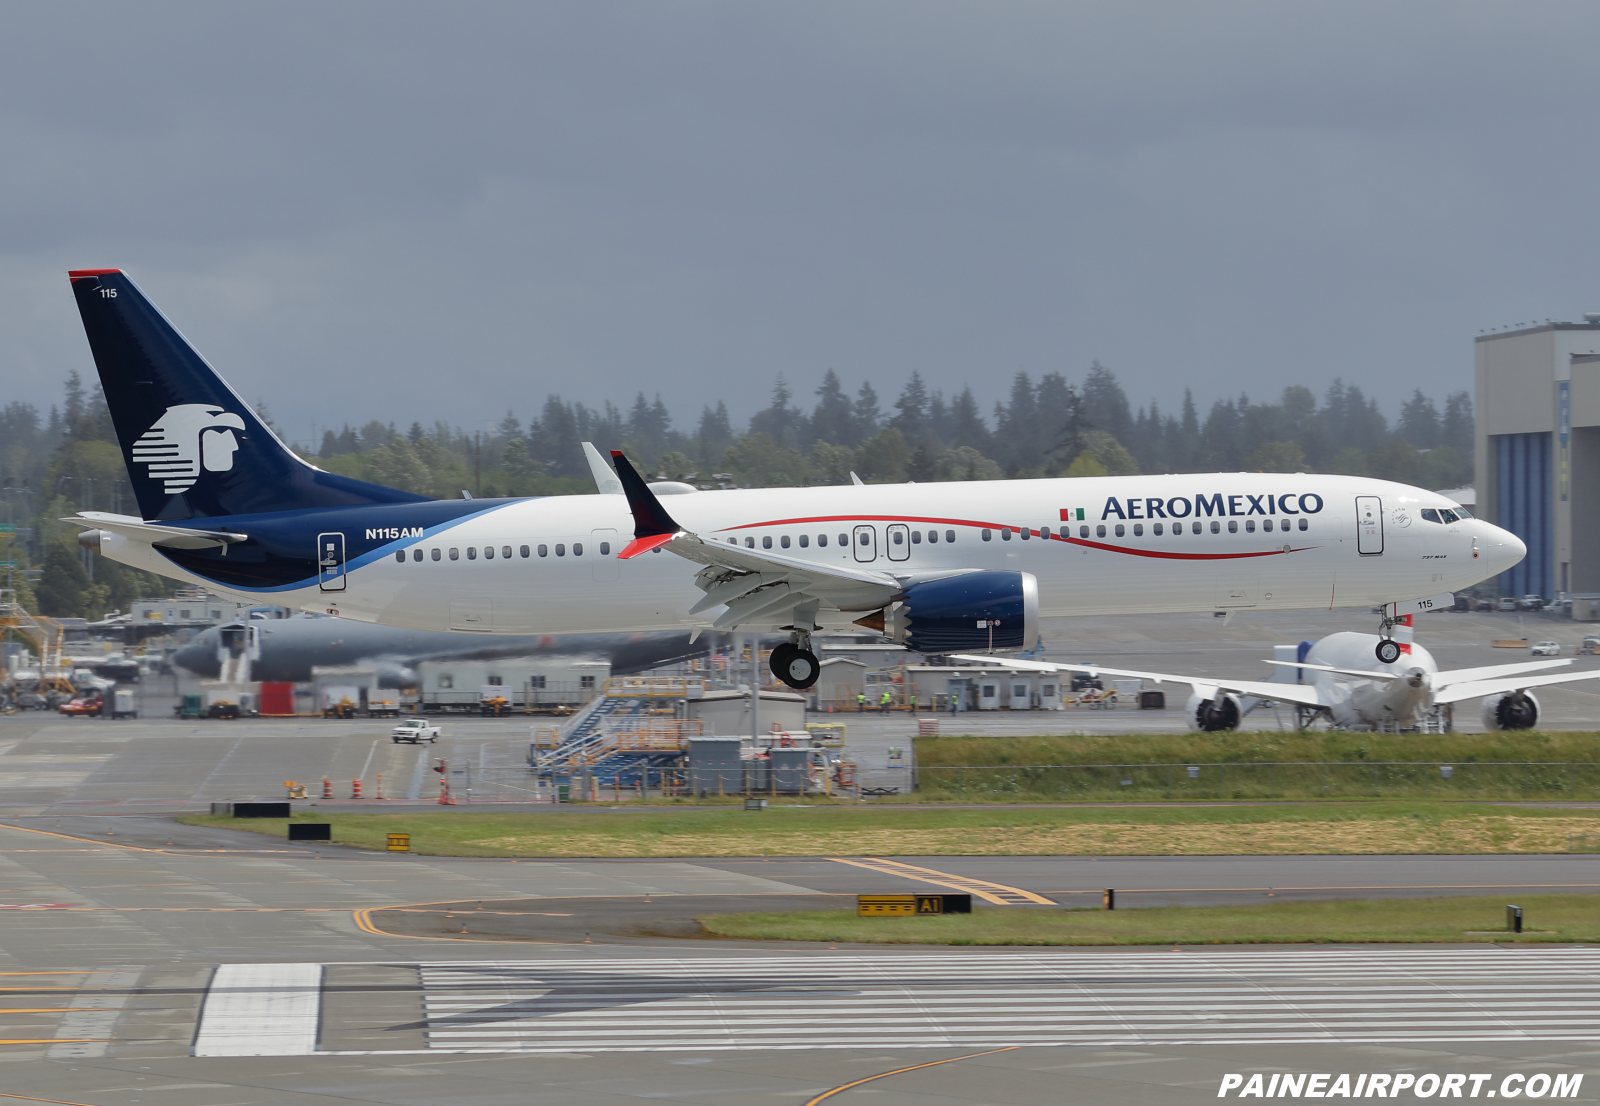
[914,761,1600,803]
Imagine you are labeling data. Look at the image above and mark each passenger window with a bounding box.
[1132,523,1142,536]
[745,537,755,548]
[431,548,441,561]
[1152,522,1163,536]
[1040,526,1051,538]
[1192,521,1203,534]
[1263,519,1274,532]
[520,545,529,557]
[840,534,849,546]
[781,535,790,548]
[799,534,809,547]
[412,549,423,562]
[1244,520,1255,533]
[484,546,494,559]
[394,551,404,563]
[1114,524,1125,537]
[928,530,938,543]
[450,548,460,560]
[763,536,772,549]
[858,532,869,546]
[1020,528,1030,540]
[599,542,610,555]
[1298,518,1308,531]
[728,537,737,544]
[1227,521,1237,534]
[538,544,548,557]
[1001,529,1012,541]
[573,543,583,556]
[892,531,903,545]
[1096,524,1106,538]
[911,530,922,544]
[467,547,477,559]
[818,534,828,547]
[503,546,513,558]
[1079,525,1089,538]
[555,544,565,556]
[945,529,955,542]
[1210,521,1221,534]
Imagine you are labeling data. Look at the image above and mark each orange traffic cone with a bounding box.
[438,780,454,805]
[375,773,385,800]
[322,777,332,799]
[351,779,363,799]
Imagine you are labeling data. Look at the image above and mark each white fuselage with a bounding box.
[103,472,1521,637]
[1302,632,1440,729]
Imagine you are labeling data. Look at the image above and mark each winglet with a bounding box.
[610,450,685,558]
[582,442,625,494]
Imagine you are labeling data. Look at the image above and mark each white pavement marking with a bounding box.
[48,969,139,1059]
[193,962,322,1056]
[279,948,1600,1055]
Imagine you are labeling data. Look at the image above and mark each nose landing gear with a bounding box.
[1375,609,1403,664]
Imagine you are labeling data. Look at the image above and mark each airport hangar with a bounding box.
[1475,314,1600,609]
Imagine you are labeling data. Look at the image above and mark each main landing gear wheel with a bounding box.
[769,642,821,690]
[1375,639,1402,664]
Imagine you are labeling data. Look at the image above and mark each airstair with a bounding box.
[531,677,705,787]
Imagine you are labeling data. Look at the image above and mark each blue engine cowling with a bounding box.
[868,571,1039,654]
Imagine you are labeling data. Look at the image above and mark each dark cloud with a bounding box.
[3,1,1599,446]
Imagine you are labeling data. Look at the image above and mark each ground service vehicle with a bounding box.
[1581,635,1600,655]
[1531,641,1561,656]
[392,718,440,743]
[63,268,1528,677]
[58,695,102,717]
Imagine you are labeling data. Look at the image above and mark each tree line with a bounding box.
[315,364,1473,498]
[1,365,1473,619]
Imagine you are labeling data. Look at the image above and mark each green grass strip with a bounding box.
[698,893,1600,945]
[180,801,1600,857]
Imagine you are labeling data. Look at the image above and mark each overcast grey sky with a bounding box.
[4,2,1599,448]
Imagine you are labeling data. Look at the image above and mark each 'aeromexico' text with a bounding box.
[1101,493,1325,521]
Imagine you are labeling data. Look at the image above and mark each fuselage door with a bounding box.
[317,532,346,591]
[885,523,910,561]
[1356,496,1384,555]
[852,524,877,562]
[591,528,619,582]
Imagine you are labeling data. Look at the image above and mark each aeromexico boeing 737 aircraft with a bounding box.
[64,268,1526,691]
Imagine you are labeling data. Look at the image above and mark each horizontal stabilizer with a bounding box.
[65,512,247,550]
[1430,658,1572,688]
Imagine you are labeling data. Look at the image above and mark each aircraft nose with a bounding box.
[1477,521,1526,573]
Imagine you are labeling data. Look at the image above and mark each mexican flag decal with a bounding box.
[1059,508,1085,522]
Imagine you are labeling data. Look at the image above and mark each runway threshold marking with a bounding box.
[827,858,1054,904]
[803,1046,1020,1105]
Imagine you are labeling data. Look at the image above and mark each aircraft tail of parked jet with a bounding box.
[67,269,427,522]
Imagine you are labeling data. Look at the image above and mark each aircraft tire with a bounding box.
[770,644,821,690]
[1375,639,1402,664]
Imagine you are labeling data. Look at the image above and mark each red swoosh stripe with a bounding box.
[717,513,1313,562]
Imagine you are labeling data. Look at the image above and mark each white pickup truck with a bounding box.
[391,718,441,744]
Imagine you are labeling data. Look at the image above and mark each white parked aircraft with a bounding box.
[64,268,1527,691]
[953,630,1599,731]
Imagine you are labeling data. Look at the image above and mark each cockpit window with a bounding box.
[1421,508,1441,523]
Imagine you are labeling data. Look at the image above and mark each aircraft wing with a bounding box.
[607,451,902,628]
[1429,658,1572,688]
[945,654,1329,709]
[1431,668,1600,705]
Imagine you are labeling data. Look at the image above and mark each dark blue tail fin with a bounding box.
[69,269,429,521]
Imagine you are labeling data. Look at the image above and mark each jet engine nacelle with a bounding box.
[1480,690,1540,731]
[868,571,1039,654]
[1186,692,1243,732]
